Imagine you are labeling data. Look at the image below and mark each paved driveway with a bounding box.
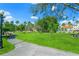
[3,39,79,56]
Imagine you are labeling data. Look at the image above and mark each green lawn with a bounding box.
[0,38,15,55]
[15,32,79,54]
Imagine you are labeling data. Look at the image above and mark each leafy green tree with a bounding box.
[23,21,27,31]
[62,23,65,26]
[15,20,19,25]
[18,24,25,31]
[3,21,15,32]
[15,20,19,31]
[11,21,14,24]
[26,21,34,31]
[68,22,72,26]
[76,20,79,24]
[36,16,59,32]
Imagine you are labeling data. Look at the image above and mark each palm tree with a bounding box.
[24,21,27,31]
[68,22,72,26]
[11,21,14,24]
[15,20,19,25]
[62,23,65,26]
[27,21,34,31]
[76,20,79,25]
[15,20,19,31]
[61,23,66,31]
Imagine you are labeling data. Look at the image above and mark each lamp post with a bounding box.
[0,11,4,49]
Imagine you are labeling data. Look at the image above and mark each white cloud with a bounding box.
[0,10,5,15]
[60,20,74,25]
[60,20,68,24]
[4,11,11,16]
[0,10,10,16]
[0,10,14,22]
[31,16,38,19]
[52,6,56,11]
[0,10,4,13]
[4,16,13,22]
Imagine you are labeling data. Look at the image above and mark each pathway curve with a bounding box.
[3,39,79,56]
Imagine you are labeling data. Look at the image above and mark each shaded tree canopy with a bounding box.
[31,3,79,20]
[36,16,59,32]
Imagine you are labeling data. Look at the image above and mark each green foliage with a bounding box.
[15,20,19,25]
[0,38,14,55]
[2,16,59,32]
[16,32,79,54]
[36,16,59,32]
[18,24,25,31]
[24,21,27,25]
[3,21,15,32]
[76,20,79,24]
[68,22,72,25]
[26,21,34,31]
[62,23,65,26]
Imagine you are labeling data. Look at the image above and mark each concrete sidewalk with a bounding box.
[3,39,79,56]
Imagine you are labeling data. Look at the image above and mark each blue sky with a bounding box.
[0,3,38,24]
[0,3,79,25]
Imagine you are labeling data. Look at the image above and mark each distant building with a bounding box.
[72,24,79,33]
[59,20,79,33]
[59,24,79,33]
[60,25,73,33]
